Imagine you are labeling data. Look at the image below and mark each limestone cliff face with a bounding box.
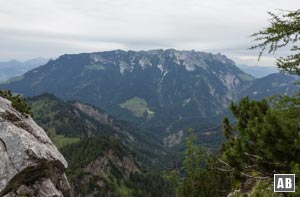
[0,96,71,196]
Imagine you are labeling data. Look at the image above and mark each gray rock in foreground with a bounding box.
[0,96,71,196]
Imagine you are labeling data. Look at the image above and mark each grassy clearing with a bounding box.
[84,64,106,71]
[120,97,154,119]
[51,134,80,149]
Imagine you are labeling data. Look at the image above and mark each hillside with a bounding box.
[28,94,175,195]
[61,136,175,196]
[28,93,165,168]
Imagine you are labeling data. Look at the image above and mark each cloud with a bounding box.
[0,0,298,66]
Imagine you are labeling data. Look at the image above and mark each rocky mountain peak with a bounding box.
[87,49,238,74]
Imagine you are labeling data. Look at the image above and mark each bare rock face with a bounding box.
[0,96,71,196]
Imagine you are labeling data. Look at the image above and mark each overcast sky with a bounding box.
[0,0,298,66]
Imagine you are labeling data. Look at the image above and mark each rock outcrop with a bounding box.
[0,96,70,196]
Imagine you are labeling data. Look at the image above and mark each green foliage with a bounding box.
[61,136,175,196]
[163,169,181,190]
[251,9,300,75]
[223,95,300,195]
[225,10,300,195]
[61,136,131,175]
[126,172,176,197]
[165,130,231,197]
[61,136,134,195]
[183,129,206,177]
[248,180,274,197]
[0,90,32,115]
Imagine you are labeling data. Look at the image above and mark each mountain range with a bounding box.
[1,49,298,149]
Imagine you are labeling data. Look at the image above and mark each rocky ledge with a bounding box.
[0,96,70,196]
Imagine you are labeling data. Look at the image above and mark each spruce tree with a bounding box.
[251,9,300,75]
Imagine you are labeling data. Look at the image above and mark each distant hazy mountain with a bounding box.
[237,64,279,78]
[0,57,48,82]
[240,73,300,100]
